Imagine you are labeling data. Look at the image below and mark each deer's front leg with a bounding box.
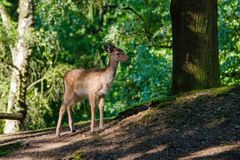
[56,104,67,137]
[99,96,105,129]
[89,93,96,132]
[67,106,75,133]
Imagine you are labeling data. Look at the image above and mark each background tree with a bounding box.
[0,0,33,133]
[170,0,220,94]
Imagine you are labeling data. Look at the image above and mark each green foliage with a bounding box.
[23,0,173,129]
[0,141,22,157]
[0,120,4,134]
[105,44,171,115]
[218,0,240,85]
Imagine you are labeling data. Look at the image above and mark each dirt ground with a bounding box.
[0,87,240,160]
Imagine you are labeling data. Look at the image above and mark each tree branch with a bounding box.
[27,77,45,91]
[159,45,172,49]
[88,4,117,34]
[0,112,23,120]
[122,7,144,22]
[122,6,153,39]
[0,56,20,71]
[0,4,12,28]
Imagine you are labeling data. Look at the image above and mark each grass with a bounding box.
[131,95,175,108]
[178,85,236,97]
[122,95,175,112]
[0,141,23,157]
[140,109,158,124]
[70,150,84,160]
[210,85,236,95]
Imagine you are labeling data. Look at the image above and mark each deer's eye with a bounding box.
[116,53,120,56]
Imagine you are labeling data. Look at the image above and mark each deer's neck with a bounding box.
[104,56,118,83]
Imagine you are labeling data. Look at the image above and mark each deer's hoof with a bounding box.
[99,126,105,131]
[71,128,77,133]
[89,129,96,135]
[56,130,60,137]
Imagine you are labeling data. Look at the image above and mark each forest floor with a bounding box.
[0,86,240,160]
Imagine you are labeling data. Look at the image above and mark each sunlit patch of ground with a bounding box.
[179,143,240,160]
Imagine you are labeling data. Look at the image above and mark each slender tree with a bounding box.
[170,0,220,94]
[0,0,33,133]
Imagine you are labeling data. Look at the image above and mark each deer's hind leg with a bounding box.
[67,94,84,133]
[56,89,75,137]
[89,93,96,132]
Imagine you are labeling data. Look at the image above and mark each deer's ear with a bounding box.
[103,44,115,53]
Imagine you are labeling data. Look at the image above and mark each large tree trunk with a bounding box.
[3,0,33,134]
[170,0,220,94]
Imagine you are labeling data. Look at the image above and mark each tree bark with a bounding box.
[0,4,11,28]
[170,0,220,94]
[3,0,33,134]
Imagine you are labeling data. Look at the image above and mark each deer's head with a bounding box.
[103,44,129,63]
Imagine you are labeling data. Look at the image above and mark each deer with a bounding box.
[56,44,129,137]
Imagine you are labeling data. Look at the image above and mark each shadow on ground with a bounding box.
[1,87,240,160]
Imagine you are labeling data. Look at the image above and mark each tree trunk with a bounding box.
[170,0,220,94]
[3,0,33,134]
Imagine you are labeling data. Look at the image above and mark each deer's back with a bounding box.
[64,68,105,96]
